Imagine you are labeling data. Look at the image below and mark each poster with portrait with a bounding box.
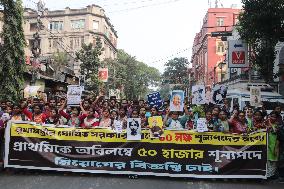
[148,116,164,138]
[127,118,141,140]
[147,92,163,108]
[67,85,83,106]
[212,85,228,105]
[23,85,41,98]
[98,68,108,82]
[205,86,213,104]
[250,87,261,107]
[170,90,184,111]
[192,85,205,105]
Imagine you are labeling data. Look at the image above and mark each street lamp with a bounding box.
[218,62,226,82]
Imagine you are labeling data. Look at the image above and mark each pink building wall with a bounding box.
[191,8,241,87]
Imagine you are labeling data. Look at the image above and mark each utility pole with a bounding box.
[30,0,45,85]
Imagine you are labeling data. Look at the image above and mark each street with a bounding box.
[0,170,283,189]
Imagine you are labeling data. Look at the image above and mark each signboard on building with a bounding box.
[228,40,249,68]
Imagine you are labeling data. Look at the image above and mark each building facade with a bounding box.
[23,4,118,75]
[191,7,240,87]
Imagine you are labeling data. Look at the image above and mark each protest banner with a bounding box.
[67,85,83,106]
[170,90,184,112]
[5,122,267,179]
[147,92,163,108]
[192,85,206,105]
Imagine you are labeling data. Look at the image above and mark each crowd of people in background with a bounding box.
[0,95,283,180]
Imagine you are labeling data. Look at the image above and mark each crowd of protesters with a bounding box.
[0,95,283,180]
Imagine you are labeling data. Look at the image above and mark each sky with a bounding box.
[22,0,243,73]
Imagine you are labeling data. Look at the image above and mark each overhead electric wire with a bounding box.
[149,47,191,65]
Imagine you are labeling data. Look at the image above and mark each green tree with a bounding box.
[106,50,161,99]
[238,0,284,82]
[75,37,103,93]
[162,57,189,90]
[0,0,26,102]
[52,51,69,77]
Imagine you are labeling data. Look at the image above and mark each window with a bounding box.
[216,18,224,26]
[81,36,84,45]
[48,39,52,49]
[30,23,37,32]
[71,20,85,29]
[49,21,63,30]
[52,39,58,48]
[51,38,62,49]
[70,38,74,49]
[217,42,225,53]
[74,38,80,48]
[93,20,99,30]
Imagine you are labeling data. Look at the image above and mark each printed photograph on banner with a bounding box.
[127,118,141,140]
[148,116,164,138]
[196,118,208,132]
[98,68,108,82]
[250,87,262,107]
[147,92,163,108]
[67,85,82,106]
[212,85,227,105]
[192,85,205,105]
[170,90,184,112]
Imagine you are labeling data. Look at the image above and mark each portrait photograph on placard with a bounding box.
[250,87,262,107]
[148,116,164,138]
[192,85,206,105]
[127,118,141,140]
[212,85,227,105]
[170,90,184,112]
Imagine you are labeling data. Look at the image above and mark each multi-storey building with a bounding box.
[23,4,118,75]
[191,7,240,87]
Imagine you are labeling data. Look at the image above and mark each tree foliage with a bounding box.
[106,50,161,100]
[0,0,26,102]
[75,37,103,92]
[238,0,284,82]
[52,51,69,77]
[161,57,189,90]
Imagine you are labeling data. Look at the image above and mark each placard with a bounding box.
[170,90,184,112]
[67,85,82,106]
[127,118,141,140]
[250,87,262,107]
[192,85,206,105]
